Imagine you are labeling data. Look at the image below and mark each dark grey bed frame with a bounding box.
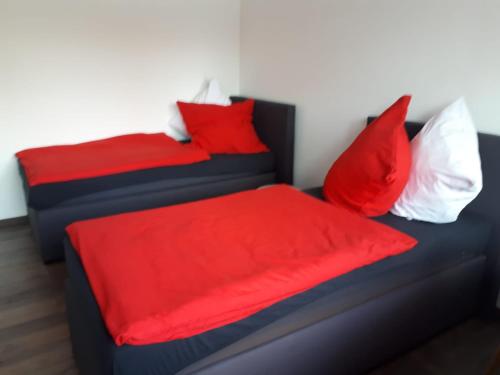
[64,120,499,375]
[21,97,295,263]
[373,119,500,318]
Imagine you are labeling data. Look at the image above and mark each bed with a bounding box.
[18,97,295,262]
[64,121,500,375]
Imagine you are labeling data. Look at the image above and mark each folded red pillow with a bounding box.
[323,95,412,216]
[177,99,269,154]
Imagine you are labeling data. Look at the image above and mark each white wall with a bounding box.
[0,0,240,219]
[240,0,500,188]
[3,1,500,220]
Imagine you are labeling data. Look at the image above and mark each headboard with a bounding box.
[368,117,500,315]
[232,96,295,185]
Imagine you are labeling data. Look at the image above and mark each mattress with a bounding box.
[22,152,275,209]
[65,192,492,375]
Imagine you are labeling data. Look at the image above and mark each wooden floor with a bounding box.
[0,218,77,375]
[0,218,499,375]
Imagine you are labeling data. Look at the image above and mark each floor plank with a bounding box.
[369,318,500,375]
[0,219,498,374]
[0,322,70,367]
[0,340,73,375]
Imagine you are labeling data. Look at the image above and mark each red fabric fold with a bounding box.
[323,95,412,216]
[16,133,210,186]
[67,185,417,346]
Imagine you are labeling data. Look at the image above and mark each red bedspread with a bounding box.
[67,185,417,346]
[16,133,210,186]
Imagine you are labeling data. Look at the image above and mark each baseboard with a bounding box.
[0,215,29,227]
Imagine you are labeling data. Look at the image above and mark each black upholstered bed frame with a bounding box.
[22,97,295,263]
[64,119,499,375]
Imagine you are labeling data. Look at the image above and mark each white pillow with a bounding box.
[166,79,231,140]
[391,98,482,223]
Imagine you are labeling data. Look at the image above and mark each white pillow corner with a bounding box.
[165,78,231,140]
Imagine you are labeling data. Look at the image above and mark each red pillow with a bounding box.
[323,95,412,216]
[177,99,269,154]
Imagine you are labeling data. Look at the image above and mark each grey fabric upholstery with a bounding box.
[232,96,295,184]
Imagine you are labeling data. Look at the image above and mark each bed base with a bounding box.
[65,238,485,375]
[181,258,484,375]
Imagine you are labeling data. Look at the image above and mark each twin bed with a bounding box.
[17,104,500,374]
[19,97,295,262]
[64,186,493,375]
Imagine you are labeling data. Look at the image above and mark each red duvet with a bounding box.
[16,133,210,186]
[67,185,417,346]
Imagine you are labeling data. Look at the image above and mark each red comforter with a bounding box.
[16,133,210,186]
[67,185,417,346]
